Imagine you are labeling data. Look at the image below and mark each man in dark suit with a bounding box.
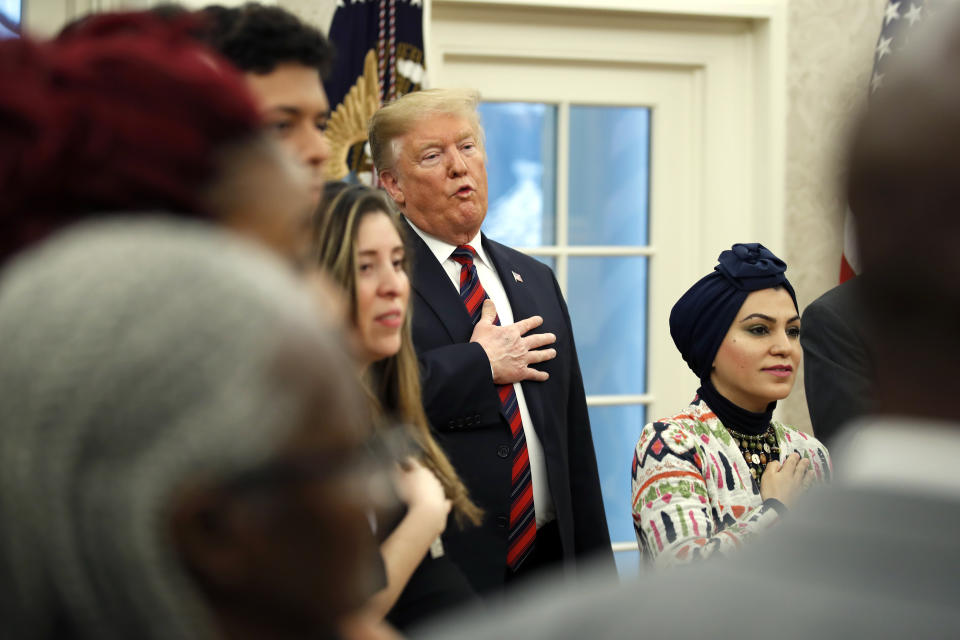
[800,276,874,446]
[370,88,613,595]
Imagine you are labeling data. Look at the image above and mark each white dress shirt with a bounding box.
[407,221,556,527]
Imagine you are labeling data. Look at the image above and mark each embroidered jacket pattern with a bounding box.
[631,396,831,567]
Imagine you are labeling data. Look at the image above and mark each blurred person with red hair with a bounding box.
[0,11,315,266]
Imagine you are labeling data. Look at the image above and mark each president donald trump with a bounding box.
[370,88,613,595]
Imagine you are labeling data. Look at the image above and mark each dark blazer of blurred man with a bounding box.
[800,276,873,446]
[371,88,614,595]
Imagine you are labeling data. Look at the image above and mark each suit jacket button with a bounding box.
[447,419,456,429]
[496,515,509,528]
[496,444,510,458]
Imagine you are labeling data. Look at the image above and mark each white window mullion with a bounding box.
[555,101,570,295]
[585,394,653,407]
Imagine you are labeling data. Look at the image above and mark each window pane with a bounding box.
[477,102,557,247]
[568,106,650,246]
[567,256,647,396]
[588,404,647,547]
[534,256,555,271]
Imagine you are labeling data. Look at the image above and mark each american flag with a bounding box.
[841,0,930,283]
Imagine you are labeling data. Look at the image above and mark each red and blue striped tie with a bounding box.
[451,244,536,571]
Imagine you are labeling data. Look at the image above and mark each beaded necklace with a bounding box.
[725,425,780,482]
[697,381,781,483]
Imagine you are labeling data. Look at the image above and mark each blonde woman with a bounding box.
[314,183,482,631]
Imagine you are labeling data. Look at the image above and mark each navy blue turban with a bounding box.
[669,243,797,382]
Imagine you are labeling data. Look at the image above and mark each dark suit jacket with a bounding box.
[801,277,874,446]
[405,222,613,594]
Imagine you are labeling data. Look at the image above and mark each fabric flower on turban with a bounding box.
[670,243,797,381]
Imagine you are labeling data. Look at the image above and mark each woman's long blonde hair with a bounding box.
[313,183,482,527]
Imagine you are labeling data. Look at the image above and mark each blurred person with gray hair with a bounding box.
[415,6,960,639]
[0,218,388,639]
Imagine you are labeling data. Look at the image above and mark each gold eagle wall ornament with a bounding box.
[324,48,382,181]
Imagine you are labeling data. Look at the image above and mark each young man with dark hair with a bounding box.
[202,3,334,206]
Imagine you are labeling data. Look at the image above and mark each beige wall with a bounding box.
[776,0,886,432]
[277,0,335,31]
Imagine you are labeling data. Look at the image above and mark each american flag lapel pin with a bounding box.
[512,271,523,283]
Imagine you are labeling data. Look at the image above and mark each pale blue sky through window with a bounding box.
[477,102,556,247]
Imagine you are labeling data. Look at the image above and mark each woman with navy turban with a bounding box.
[631,243,831,568]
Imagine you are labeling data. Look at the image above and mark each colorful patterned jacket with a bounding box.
[631,396,831,567]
